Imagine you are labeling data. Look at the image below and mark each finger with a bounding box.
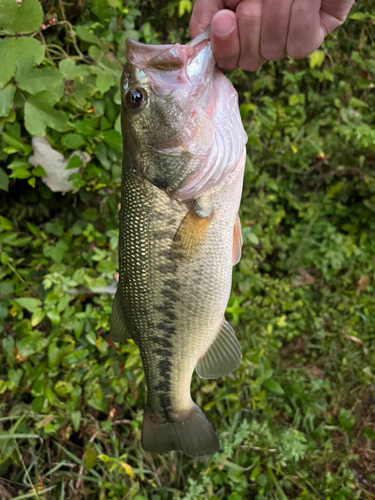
[320,0,355,36]
[211,10,240,71]
[190,0,223,39]
[260,0,294,61]
[236,0,265,72]
[286,0,323,59]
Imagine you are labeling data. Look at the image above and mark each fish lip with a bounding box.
[126,37,173,52]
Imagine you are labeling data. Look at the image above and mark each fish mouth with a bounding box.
[154,134,183,150]
[145,143,192,160]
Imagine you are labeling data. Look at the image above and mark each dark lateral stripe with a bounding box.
[154,337,173,349]
[164,279,181,291]
[161,288,178,301]
[154,380,171,392]
[157,263,178,274]
[154,347,171,356]
[154,229,175,240]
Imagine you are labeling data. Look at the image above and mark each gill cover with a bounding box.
[123,29,247,201]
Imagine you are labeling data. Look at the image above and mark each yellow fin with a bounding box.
[172,206,212,261]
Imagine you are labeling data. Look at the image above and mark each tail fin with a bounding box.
[141,404,220,458]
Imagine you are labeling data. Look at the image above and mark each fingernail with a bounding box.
[213,12,236,38]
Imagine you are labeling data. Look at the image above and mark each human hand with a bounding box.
[190,0,355,71]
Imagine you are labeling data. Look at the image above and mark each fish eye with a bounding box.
[126,88,146,109]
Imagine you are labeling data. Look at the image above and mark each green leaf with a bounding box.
[15,59,63,96]
[32,395,45,413]
[9,168,31,179]
[48,343,60,368]
[107,0,122,7]
[247,232,259,245]
[0,84,16,117]
[2,133,31,153]
[96,71,115,94]
[27,223,41,236]
[349,97,368,108]
[0,0,43,34]
[11,236,32,247]
[309,50,325,69]
[97,259,117,274]
[0,303,9,319]
[263,379,284,395]
[102,130,122,152]
[32,165,46,177]
[0,216,12,229]
[85,446,97,471]
[59,58,93,80]
[14,297,42,312]
[363,427,375,439]
[0,168,9,192]
[24,91,71,136]
[178,0,192,17]
[288,94,305,107]
[54,380,73,396]
[45,387,61,406]
[71,411,81,432]
[31,308,45,327]
[66,155,84,171]
[349,12,371,21]
[0,37,45,89]
[45,219,64,236]
[82,207,99,221]
[76,25,108,52]
[8,368,23,389]
[43,240,69,263]
[0,282,14,294]
[62,133,85,149]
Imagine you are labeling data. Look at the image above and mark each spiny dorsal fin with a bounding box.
[196,319,241,379]
[172,205,212,261]
[110,287,131,342]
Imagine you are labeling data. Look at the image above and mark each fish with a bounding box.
[110,29,248,458]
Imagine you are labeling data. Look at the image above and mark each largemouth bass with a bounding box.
[110,29,248,457]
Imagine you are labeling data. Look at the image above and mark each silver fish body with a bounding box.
[111,30,248,457]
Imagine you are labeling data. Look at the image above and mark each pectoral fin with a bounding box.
[172,205,212,261]
[232,214,243,266]
[196,319,242,379]
[110,287,131,342]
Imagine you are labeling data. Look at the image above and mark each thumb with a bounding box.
[190,0,223,38]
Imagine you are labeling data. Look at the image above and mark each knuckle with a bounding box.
[213,43,238,61]
[236,3,262,27]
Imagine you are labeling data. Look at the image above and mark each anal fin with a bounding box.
[232,214,243,266]
[196,319,242,379]
[110,287,131,342]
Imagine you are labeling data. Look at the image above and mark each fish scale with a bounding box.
[111,29,248,457]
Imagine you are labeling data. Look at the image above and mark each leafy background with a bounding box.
[0,0,374,499]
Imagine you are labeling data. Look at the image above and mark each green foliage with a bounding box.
[1,0,375,499]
